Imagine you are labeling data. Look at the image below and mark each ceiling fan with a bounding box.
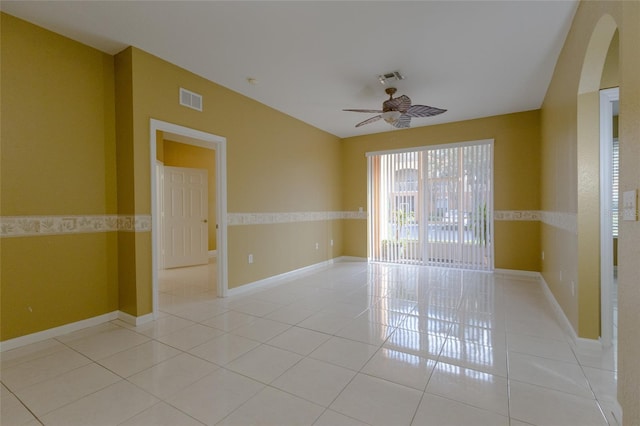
[344,87,446,128]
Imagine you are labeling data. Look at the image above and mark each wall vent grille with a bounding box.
[179,88,203,111]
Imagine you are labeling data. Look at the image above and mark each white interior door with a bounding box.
[163,166,208,268]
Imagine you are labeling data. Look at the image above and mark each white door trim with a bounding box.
[599,87,618,347]
[156,161,165,270]
[150,119,229,318]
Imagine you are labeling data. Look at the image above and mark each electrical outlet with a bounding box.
[315,242,319,250]
[248,254,253,264]
[571,281,576,297]
[541,251,545,260]
[330,239,334,247]
[559,270,563,282]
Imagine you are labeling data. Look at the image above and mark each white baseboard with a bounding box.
[336,256,367,263]
[208,250,217,258]
[225,256,368,298]
[574,335,605,352]
[0,257,362,351]
[227,258,340,298]
[610,400,623,426]
[494,268,540,277]
[539,274,579,341]
[117,311,154,326]
[538,274,602,351]
[0,310,157,352]
[0,311,119,352]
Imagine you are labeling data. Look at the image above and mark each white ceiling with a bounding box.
[1,1,578,138]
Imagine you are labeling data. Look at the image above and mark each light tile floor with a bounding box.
[1,261,620,425]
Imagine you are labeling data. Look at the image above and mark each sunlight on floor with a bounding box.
[1,260,620,426]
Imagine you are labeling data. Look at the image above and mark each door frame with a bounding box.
[599,87,618,347]
[150,119,229,317]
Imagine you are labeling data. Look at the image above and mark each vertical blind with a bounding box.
[368,141,493,270]
[612,138,619,237]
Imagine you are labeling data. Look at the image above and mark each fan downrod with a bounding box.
[385,87,397,99]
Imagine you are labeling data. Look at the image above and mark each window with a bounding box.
[368,140,493,270]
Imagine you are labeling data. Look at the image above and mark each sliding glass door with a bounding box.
[368,140,493,270]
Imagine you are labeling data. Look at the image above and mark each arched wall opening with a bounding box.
[575,14,618,339]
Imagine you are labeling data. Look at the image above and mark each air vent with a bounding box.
[378,71,405,85]
[179,88,203,111]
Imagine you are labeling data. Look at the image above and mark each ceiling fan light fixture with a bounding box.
[344,86,445,128]
[382,110,402,124]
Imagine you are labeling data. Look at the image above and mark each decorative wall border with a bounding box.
[493,210,577,234]
[228,211,367,226]
[539,211,578,235]
[494,210,541,221]
[0,215,152,238]
[228,210,561,226]
[117,215,152,233]
[2,210,576,236]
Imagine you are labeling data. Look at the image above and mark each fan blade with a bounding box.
[355,115,382,127]
[405,104,447,117]
[384,95,412,112]
[343,108,384,113]
[393,114,412,128]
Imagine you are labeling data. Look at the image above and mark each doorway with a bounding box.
[150,119,228,318]
[599,87,618,348]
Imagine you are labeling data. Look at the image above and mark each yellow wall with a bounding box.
[0,14,119,339]
[229,221,343,287]
[118,47,344,296]
[540,1,640,422]
[113,47,139,316]
[341,110,541,271]
[161,139,217,251]
[4,7,640,422]
[0,15,117,215]
[600,30,619,90]
[540,2,622,339]
[541,4,604,339]
[0,13,345,337]
[617,2,640,423]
